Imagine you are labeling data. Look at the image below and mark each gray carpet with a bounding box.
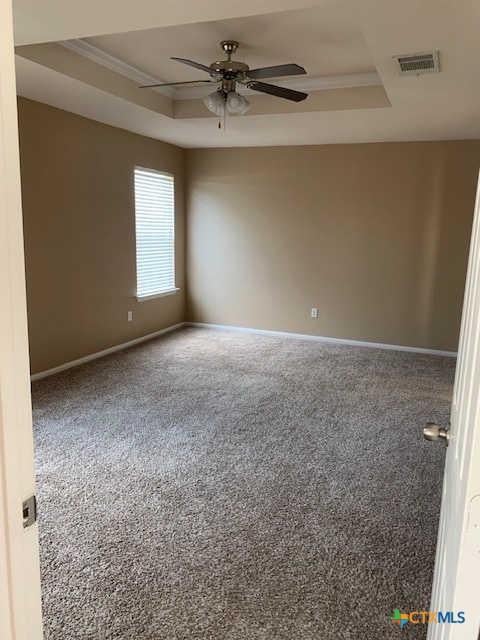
[32,327,454,640]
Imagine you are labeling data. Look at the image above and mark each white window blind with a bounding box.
[134,167,176,299]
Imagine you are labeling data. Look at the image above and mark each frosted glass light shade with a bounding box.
[203,90,226,116]
[226,91,250,115]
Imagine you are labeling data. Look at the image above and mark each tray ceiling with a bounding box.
[84,4,375,84]
[13,0,480,148]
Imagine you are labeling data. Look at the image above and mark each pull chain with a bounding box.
[218,97,227,130]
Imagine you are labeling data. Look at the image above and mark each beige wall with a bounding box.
[18,98,185,374]
[186,143,480,351]
[18,98,480,366]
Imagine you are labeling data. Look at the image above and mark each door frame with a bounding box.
[0,0,43,638]
[427,173,480,639]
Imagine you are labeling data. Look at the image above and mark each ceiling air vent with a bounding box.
[394,50,440,75]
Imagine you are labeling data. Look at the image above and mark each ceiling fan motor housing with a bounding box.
[210,44,249,93]
[209,60,249,75]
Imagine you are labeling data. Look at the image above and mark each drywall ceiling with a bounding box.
[84,5,375,83]
[13,0,480,148]
[13,0,320,46]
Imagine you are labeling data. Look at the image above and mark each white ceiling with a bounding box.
[84,5,375,84]
[13,0,322,46]
[13,0,480,148]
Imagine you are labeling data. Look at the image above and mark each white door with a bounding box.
[0,0,44,638]
[427,173,480,640]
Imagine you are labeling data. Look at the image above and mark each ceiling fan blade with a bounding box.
[247,63,306,80]
[170,57,214,75]
[140,79,216,88]
[247,81,308,102]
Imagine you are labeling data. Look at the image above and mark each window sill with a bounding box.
[136,288,180,302]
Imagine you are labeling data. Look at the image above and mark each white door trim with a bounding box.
[0,0,44,638]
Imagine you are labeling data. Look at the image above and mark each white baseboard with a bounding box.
[186,322,457,358]
[30,322,186,381]
[30,320,457,382]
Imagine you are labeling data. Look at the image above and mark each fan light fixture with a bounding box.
[203,90,225,116]
[203,89,250,116]
[139,40,307,131]
[226,91,250,115]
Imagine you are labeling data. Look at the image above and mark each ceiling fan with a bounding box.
[139,40,308,117]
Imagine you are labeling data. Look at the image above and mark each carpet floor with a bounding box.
[32,327,454,640]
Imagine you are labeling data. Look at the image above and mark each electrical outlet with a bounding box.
[128,311,133,322]
[311,308,319,319]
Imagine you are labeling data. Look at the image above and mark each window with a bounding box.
[134,167,177,300]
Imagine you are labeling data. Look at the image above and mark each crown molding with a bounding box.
[59,39,382,102]
[59,38,174,97]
